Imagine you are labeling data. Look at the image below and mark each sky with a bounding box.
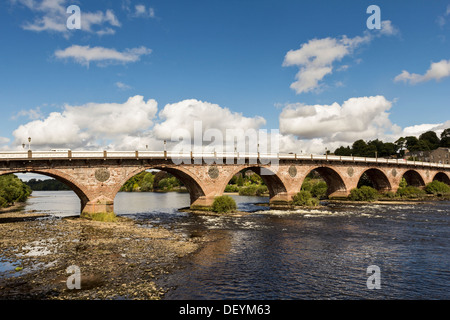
[0,0,449,156]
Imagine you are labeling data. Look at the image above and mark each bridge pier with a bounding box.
[80,196,115,219]
[190,196,215,210]
[268,192,296,209]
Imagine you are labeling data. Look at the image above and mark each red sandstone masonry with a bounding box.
[1,157,449,214]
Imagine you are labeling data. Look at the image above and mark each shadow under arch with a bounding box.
[433,172,450,185]
[402,170,425,187]
[305,166,347,197]
[0,170,90,213]
[113,166,207,207]
[357,168,392,191]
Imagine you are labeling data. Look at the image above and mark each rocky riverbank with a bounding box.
[0,211,204,300]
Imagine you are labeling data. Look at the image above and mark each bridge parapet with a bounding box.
[1,150,449,169]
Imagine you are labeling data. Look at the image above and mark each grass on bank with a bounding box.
[81,212,118,222]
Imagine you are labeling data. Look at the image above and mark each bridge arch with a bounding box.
[219,165,287,201]
[402,170,426,187]
[433,172,450,185]
[356,168,391,191]
[113,166,208,207]
[304,166,347,197]
[0,169,91,213]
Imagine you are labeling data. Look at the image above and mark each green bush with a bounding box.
[140,173,154,192]
[348,186,379,202]
[396,186,426,198]
[212,196,237,213]
[225,184,239,193]
[292,190,320,207]
[301,178,328,199]
[0,196,8,208]
[120,171,155,192]
[158,176,180,191]
[311,181,328,199]
[238,185,268,196]
[425,180,450,195]
[382,191,396,199]
[399,177,408,189]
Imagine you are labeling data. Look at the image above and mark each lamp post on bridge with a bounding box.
[28,137,31,150]
[164,140,167,159]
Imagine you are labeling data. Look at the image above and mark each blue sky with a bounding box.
[0,0,449,154]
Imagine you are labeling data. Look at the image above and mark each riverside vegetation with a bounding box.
[0,174,32,209]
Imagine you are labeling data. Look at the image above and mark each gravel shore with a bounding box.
[0,210,203,300]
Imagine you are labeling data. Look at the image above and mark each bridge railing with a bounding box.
[0,150,449,169]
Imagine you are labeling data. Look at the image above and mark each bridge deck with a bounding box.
[0,150,449,169]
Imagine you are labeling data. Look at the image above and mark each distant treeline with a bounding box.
[0,174,32,208]
[25,179,71,191]
[334,128,450,158]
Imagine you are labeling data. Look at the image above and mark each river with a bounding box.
[20,191,450,299]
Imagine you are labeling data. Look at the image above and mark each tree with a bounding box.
[419,131,440,150]
[140,172,154,192]
[405,136,420,151]
[334,146,352,156]
[0,174,32,207]
[440,128,450,148]
[352,140,368,156]
[395,137,407,156]
[381,142,396,157]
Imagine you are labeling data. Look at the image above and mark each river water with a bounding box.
[19,191,450,299]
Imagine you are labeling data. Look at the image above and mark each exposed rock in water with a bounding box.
[0,212,203,300]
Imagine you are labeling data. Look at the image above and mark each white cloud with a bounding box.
[283,21,398,94]
[12,107,44,120]
[5,94,448,155]
[153,99,266,142]
[122,1,156,19]
[12,0,121,36]
[436,4,450,27]
[277,95,450,154]
[380,20,399,36]
[115,81,132,90]
[133,4,156,18]
[401,121,450,138]
[394,59,450,84]
[54,45,152,67]
[80,9,121,33]
[0,137,10,145]
[279,96,397,144]
[282,36,365,94]
[12,96,158,150]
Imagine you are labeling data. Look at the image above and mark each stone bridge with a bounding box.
[1,150,449,216]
